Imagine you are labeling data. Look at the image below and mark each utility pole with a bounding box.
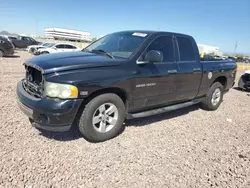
[35,19,39,38]
[234,41,238,54]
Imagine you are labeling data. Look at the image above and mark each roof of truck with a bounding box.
[113,30,192,38]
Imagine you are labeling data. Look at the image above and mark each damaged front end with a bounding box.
[238,70,250,90]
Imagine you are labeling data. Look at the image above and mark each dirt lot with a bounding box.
[0,51,250,187]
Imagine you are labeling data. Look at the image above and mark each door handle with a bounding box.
[193,68,201,72]
[168,70,177,74]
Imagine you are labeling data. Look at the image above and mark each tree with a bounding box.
[236,53,244,58]
[92,37,97,42]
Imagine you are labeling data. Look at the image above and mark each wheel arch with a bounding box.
[79,87,128,110]
[211,76,227,88]
[73,87,128,129]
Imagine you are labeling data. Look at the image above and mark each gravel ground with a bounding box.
[0,51,250,188]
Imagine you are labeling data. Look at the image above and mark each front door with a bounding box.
[132,35,179,111]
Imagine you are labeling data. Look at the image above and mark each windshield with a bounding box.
[85,32,149,58]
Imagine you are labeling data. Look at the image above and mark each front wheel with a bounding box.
[78,93,125,142]
[200,82,224,111]
[41,51,49,54]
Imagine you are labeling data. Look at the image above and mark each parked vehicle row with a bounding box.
[201,54,250,63]
[17,30,237,142]
[227,56,250,63]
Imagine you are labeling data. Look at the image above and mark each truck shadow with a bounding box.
[4,55,20,58]
[38,127,82,141]
[38,104,200,142]
[233,87,250,93]
[125,104,200,127]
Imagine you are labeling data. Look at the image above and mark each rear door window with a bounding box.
[22,37,31,42]
[65,44,76,49]
[55,44,65,49]
[176,37,196,61]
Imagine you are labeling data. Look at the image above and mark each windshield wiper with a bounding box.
[90,49,115,59]
[82,48,90,52]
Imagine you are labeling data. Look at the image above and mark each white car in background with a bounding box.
[36,43,81,55]
[26,42,55,53]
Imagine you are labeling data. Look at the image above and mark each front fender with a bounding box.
[44,66,133,100]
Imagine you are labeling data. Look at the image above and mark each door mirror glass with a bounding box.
[145,50,163,63]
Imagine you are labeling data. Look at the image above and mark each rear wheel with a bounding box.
[200,82,224,111]
[78,93,125,142]
[41,51,49,54]
[0,50,4,57]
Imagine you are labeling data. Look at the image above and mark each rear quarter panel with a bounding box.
[198,60,237,97]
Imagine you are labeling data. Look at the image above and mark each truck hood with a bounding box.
[25,52,124,74]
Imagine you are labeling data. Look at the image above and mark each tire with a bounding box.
[0,50,4,57]
[30,48,35,53]
[41,51,49,54]
[200,82,224,111]
[78,93,125,142]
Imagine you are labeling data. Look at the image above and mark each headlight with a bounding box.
[45,82,78,99]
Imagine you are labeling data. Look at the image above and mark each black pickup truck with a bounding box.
[16,30,237,142]
[8,36,40,48]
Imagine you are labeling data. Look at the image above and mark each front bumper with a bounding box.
[16,81,83,132]
[238,74,250,90]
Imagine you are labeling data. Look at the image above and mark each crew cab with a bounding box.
[16,30,237,142]
[9,36,40,48]
[35,43,81,55]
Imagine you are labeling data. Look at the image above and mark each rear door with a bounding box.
[55,44,66,52]
[64,44,77,52]
[133,35,179,110]
[174,36,202,101]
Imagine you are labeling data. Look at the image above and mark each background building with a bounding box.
[197,44,222,56]
[44,28,91,42]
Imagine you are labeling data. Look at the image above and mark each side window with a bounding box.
[23,37,31,42]
[177,37,195,61]
[29,37,36,42]
[55,44,65,49]
[65,45,76,49]
[145,36,175,62]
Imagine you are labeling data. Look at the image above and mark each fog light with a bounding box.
[38,114,49,124]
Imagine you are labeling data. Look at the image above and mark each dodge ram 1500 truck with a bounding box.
[16,30,237,142]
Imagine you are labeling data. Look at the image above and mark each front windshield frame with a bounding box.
[84,32,150,59]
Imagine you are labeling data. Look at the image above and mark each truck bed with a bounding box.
[201,60,237,72]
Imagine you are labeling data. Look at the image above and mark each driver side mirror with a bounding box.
[137,50,163,64]
[52,47,57,50]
